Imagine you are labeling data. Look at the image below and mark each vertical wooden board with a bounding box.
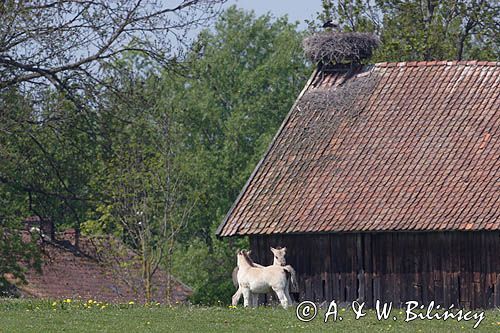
[488,232,498,308]
[458,232,466,305]
[327,234,333,300]
[427,234,435,304]
[347,234,357,302]
[394,233,401,305]
[443,234,452,307]
[465,236,474,309]
[373,274,381,303]
[490,232,497,307]
[332,272,340,301]
[492,231,500,307]
[313,274,322,302]
[363,233,372,272]
[382,235,391,303]
[363,234,373,307]
[330,235,340,301]
[402,234,410,304]
[472,233,481,308]
[390,233,397,305]
[351,271,358,301]
[450,233,459,306]
[463,232,472,308]
[413,233,421,303]
[421,234,429,305]
[450,272,459,307]
[356,234,364,302]
[323,234,332,300]
[304,277,312,301]
[364,272,373,307]
[433,234,443,307]
[342,272,349,302]
[480,232,486,308]
[496,274,500,307]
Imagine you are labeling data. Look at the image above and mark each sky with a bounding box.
[224,0,324,29]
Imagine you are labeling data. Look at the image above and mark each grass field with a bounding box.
[1,299,499,332]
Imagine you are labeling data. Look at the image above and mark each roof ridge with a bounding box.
[374,60,499,68]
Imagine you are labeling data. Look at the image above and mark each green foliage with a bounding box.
[169,7,311,243]
[171,238,234,305]
[0,88,97,232]
[313,0,499,61]
[0,220,40,296]
[159,8,310,304]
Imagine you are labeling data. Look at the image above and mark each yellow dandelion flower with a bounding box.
[52,302,57,306]
[128,301,135,305]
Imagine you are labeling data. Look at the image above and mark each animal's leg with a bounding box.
[232,287,242,306]
[272,287,289,309]
[251,293,259,308]
[242,288,251,308]
[284,286,293,306]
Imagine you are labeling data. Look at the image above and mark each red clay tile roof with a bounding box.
[16,231,192,303]
[217,61,500,236]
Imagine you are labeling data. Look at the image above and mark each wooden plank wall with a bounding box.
[249,231,500,309]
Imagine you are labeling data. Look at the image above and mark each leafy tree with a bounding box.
[83,57,193,303]
[167,7,311,303]
[0,88,97,247]
[314,0,499,61]
[0,0,226,97]
[170,7,311,243]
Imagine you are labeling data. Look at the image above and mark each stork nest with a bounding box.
[303,32,380,64]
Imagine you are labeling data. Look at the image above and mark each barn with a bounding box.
[216,53,499,309]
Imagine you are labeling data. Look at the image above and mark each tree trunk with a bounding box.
[142,241,152,303]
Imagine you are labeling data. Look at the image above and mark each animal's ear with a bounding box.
[247,250,252,256]
[282,247,287,253]
[270,247,276,253]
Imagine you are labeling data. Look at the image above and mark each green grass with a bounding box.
[0,299,499,332]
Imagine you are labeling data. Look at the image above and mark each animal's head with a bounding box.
[236,249,254,267]
[270,246,287,266]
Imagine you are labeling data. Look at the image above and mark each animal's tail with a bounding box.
[283,265,299,292]
[232,266,239,288]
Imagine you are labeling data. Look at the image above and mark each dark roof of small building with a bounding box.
[15,230,192,303]
[217,61,500,236]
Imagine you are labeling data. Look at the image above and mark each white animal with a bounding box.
[232,250,296,309]
[232,247,298,292]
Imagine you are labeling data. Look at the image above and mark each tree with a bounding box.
[170,7,311,242]
[86,60,191,303]
[0,0,227,250]
[0,87,97,248]
[168,7,311,303]
[0,0,226,96]
[314,0,499,61]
